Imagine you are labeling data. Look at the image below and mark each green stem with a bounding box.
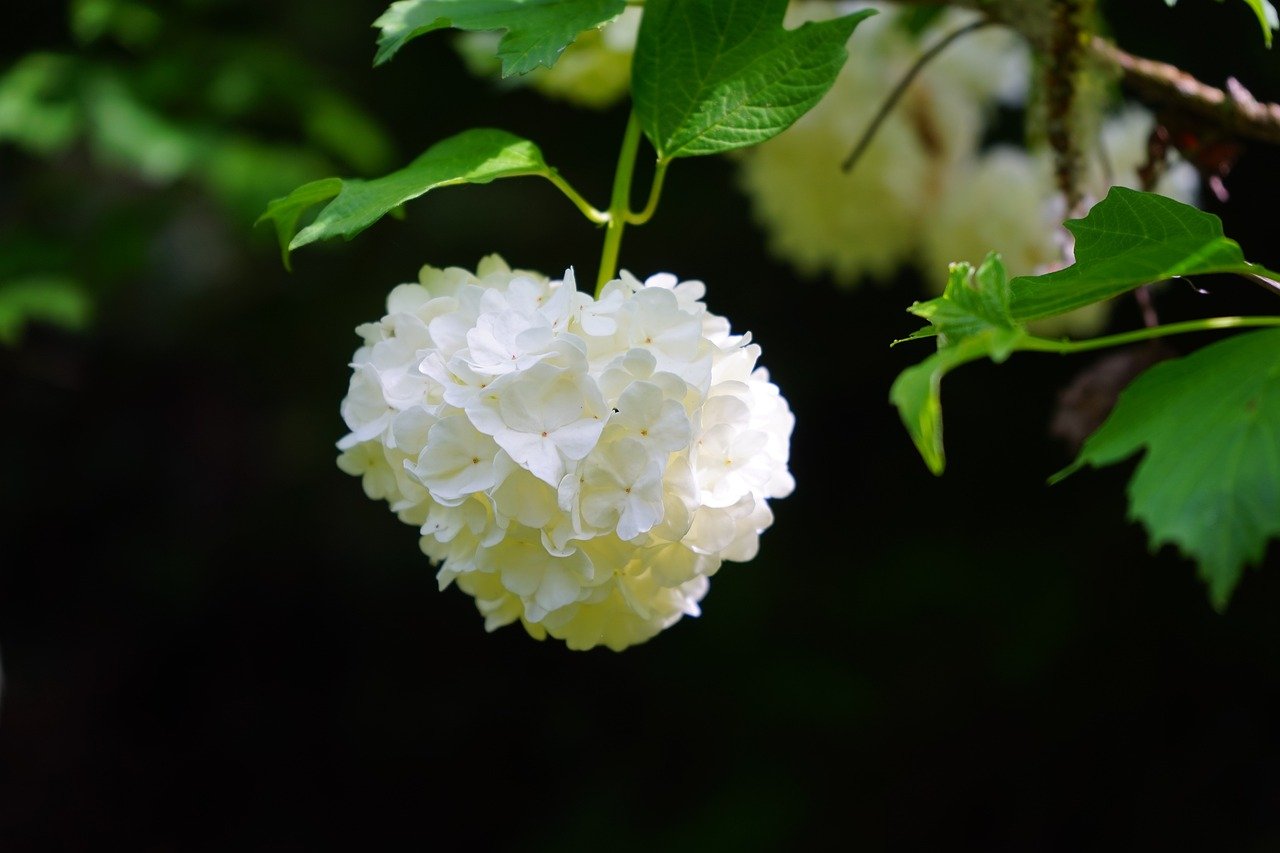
[545,170,609,224]
[624,158,669,225]
[597,111,644,296]
[1020,316,1280,355]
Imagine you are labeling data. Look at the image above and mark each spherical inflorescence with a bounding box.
[337,257,795,651]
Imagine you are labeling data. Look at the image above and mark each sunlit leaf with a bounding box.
[256,179,342,270]
[373,0,625,74]
[258,129,556,267]
[632,0,874,159]
[1009,188,1280,322]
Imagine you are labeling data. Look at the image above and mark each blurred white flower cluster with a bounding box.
[461,2,1202,335]
[739,2,1031,283]
[337,257,794,651]
[738,5,1202,294]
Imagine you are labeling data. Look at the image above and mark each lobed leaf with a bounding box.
[1009,188,1280,322]
[1055,329,1280,609]
[257,129,553,267]
[632,0,874,160]
[373,0,625,74]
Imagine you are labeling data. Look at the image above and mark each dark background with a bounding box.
[3,1,1280,848]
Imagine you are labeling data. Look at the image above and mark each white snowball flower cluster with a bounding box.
[336,256,794,651]
[737,1,1029,283]
[456,8,641,109]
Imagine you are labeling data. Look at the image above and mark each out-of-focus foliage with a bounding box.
[0,276,91,345]
[0,0,394,343]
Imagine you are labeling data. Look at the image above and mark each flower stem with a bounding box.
[544,169,609,224]
[597,111,644,296]
[1020,316,1280,355]
[625,158,669,225]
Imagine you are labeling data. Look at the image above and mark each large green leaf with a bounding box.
[1056,329,1280,609]
[257,129,554,267]
[373,0,625,74]
[0,276,91,345]
[891,255,1027,474]
[632,0,874,160]
[1010,188,1280,322]
[1164,0,1277,47]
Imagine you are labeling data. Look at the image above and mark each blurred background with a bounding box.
[2,0,1279,848]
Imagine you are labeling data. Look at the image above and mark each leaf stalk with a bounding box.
[545,170,609,224]
[1022,316,1280,355]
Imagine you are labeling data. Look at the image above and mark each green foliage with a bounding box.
[0,1,397,348]
[893,190,1280,477]
[85,74,200,182]
[1165,0,1278,46]
[631,0,874,160]
[1241,0,1280,44]
[892,256,1027,474]
[373,0,625,73]
[0,277,91,345]
[0,55,82,154]
[1055,329,1280,609]
[71,0,162,48]
[259,129,560,265]
[257,180,343,270]
[1009,188,1280,322]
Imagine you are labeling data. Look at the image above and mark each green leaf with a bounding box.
[890,335,995,476]
[911,253,1017,345]
[1242,0,1280,45]
[372,0,625,74]
[1010,188,1280,322]
[257,129,554,267]
[632,0,875,159]
[256,179,341,269]
[1055,329,1280,609]
[0,277,91,345]
[891,255,1027,474]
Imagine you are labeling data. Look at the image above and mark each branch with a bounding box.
[868,1,1280,146]
[841,19,992,173]
[1089,37,1280,146]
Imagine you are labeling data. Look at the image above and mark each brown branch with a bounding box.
[863,1,1280,146]
[1089,36,1280,146]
